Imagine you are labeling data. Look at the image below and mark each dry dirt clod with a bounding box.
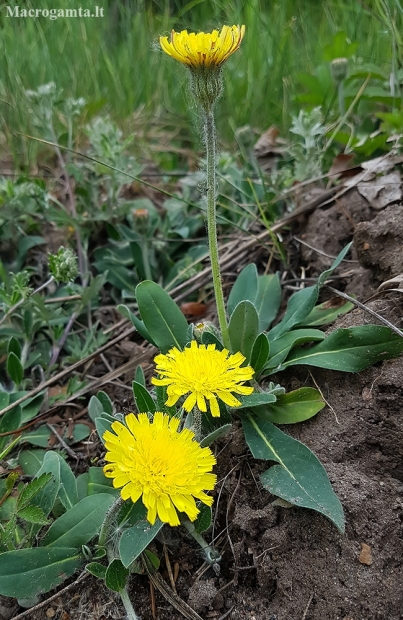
[358,543,373,566]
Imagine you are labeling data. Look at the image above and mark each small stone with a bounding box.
[46,609,56,618]
[358,543,373,565]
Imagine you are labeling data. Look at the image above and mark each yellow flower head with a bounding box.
[152,340,254,418]
[160,25,245,69]
[103,411,216,527]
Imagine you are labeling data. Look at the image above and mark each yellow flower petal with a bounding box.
[159,25,245,68]
[151,340,254,418]
[103,411,216,526]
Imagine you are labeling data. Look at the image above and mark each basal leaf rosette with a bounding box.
[103,411,216,527]
[152,340,254,418]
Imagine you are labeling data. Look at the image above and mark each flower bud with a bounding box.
[48,247,78,283]
[193,320,222,343]
[330,57,348,83]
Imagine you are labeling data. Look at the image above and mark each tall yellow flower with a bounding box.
[103,411,216,527]
[160,25,245,69]
[152,340,254,418]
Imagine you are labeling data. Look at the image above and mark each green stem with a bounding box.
[204,110,230,350]
[182,519,221,564]
[140,237,153,282]
[119,586,140,620]
[337,80,345,117]
[98,497,123,547]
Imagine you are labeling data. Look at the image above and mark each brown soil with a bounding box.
[3,183,403,620]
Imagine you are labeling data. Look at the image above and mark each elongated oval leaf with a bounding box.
[22,426,51,447]
[41,494,115,548]
[119,501,163,568]
[254,387,325,424]
[7,352,23,385]
[0,547,82,597]
[20,392,45,424]
[227,264,258,316]
[56,453,78,509]
[228,300,259,361]
[105,559,129,592]
[88,395,104,422]
[302,299,354,327]
[86,561,107,580]
[95,415,114,445]
[201,331,224,349]
[117,304,155,344]
[97,391,114,415]
[236,393,277,409]
[250,332,270,376]
[242,416,344,532]
[265,329,325,371]
[136,281,189,353]
[194,504,212,534]
[8,336,21,360]
[18,449,46,476]
[87,467,118,496]
[33,451,61,517]
[255,274,282,331]
[269,243,352,340]
[200,423,232,447]
[0,404,21,453]
[281,325,403,371]
[132,381,156,413]
[135,365,146,387]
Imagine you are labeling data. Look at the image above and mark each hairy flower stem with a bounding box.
[98,497,124,548]
[337,80,345,117]
[140,237,153,282]
[182,519,221,564]
[98,500,140,619]
[119,586,140,620]
[204,110,230,350]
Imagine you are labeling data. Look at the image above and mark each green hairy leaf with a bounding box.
[135,280,189,352]
[0,548,83,598]
[281,326,403,371]
[242,416,344,532]
[228,300,259,360]
[117,303,154,344]
[132,381,156,414]
[119,501,163,568]
[7,352,23,385]
[41,494,115,548]
[269,243,352,340]
[105,559,129,592]
[228,264,281,331]
[254,387,325,424]
[250,333,270,375]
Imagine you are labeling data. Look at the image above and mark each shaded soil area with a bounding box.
[3,181,403,620]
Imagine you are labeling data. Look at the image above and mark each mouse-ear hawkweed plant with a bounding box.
[160,26,245,350]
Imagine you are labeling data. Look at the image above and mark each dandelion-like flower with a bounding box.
[152,340,254,418]
[103,411,216,526]
[160,25,245,69]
